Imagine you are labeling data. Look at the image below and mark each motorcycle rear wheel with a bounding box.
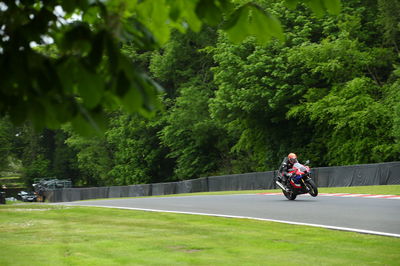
[306,179,318,197]
[283,189,297,200]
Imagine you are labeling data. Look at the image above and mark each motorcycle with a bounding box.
[275,160,318,200]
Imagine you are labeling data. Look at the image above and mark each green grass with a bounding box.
[1,185,399,265]
[0,204,399,266]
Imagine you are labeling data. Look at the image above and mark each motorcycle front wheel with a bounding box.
[306,179,318,197]
[283,189,297,200]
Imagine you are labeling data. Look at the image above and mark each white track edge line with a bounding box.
[65,204,400,238]
[260,193,400,199]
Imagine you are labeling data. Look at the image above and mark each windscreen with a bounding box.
[293,162,307,172]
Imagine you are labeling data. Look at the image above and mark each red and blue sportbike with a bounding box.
[275,161,318,200]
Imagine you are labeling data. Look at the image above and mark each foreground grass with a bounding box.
[0,204,399,266]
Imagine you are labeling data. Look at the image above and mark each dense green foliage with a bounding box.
[1,0,323,135]
[0,0,399,187]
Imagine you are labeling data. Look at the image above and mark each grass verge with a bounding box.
[0,204,399,265]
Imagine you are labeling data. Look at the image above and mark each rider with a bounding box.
[278,153,298,186]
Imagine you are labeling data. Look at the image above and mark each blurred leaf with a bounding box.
[61,0,90,15]
[139,76,163,117]
[76,64,104,109]
[136,0,171,45]
[57,57,78,94]
[252,6,284,42]
[223,6,251,43]
[28,100,46,131]
[121,17,158,50]
[40,100,62,130]
[71,113,97,137]
[306,0,325,17]
[323,0,341,15]
[61,1,77,14]
[166,0,202,32]
[285,0,299,9]
[82,4,102,24]
[167,0,182,21]
[71,107,107,137]
[105,36,120,74]
[61,23,93,55]
[180,1,202,32]
[224,4,284,44]
[118,57,146,114]
[116,71,131,97]
[219,0,235,13]
[88,30,105,67]
[122,87,143,113]
[54,100,77,124]
[196,0,223,26]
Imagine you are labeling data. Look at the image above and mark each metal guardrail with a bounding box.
[43,161,400,202]
[33,178,72,191]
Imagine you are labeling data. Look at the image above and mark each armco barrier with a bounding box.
[109,186,124,198]
[176,177,208,194]
[208,171,275,191]
[45,161,400,202]
[128,184,151,197]
[312,161,400,187]
[152,182,178,196]
[379,162,400,185]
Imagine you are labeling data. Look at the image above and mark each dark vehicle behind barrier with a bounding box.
[32,178,72,202]
[33,178,72,190]
[17,191,38,202]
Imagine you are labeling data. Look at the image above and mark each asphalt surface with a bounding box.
[61,193,400,237]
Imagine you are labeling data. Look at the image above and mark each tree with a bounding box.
[0,0,341,135]
[16,125,52,186]
[149,27,231,179]
[285,3,400,165]
[209,0,400,170]
[52,130,81,181]
[0,116,14,170]
[64,125,113,186]
[208,3,324,170]
[106,112,175,185]
[161,80,229,179]
[377,0,400,52]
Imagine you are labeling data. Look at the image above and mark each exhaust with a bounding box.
[276,181,288,192]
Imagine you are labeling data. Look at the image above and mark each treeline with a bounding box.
[1,0,399,187]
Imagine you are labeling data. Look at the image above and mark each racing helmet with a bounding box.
[288,153,298,164]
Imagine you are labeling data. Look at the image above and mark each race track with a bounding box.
[61,193,400,237]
